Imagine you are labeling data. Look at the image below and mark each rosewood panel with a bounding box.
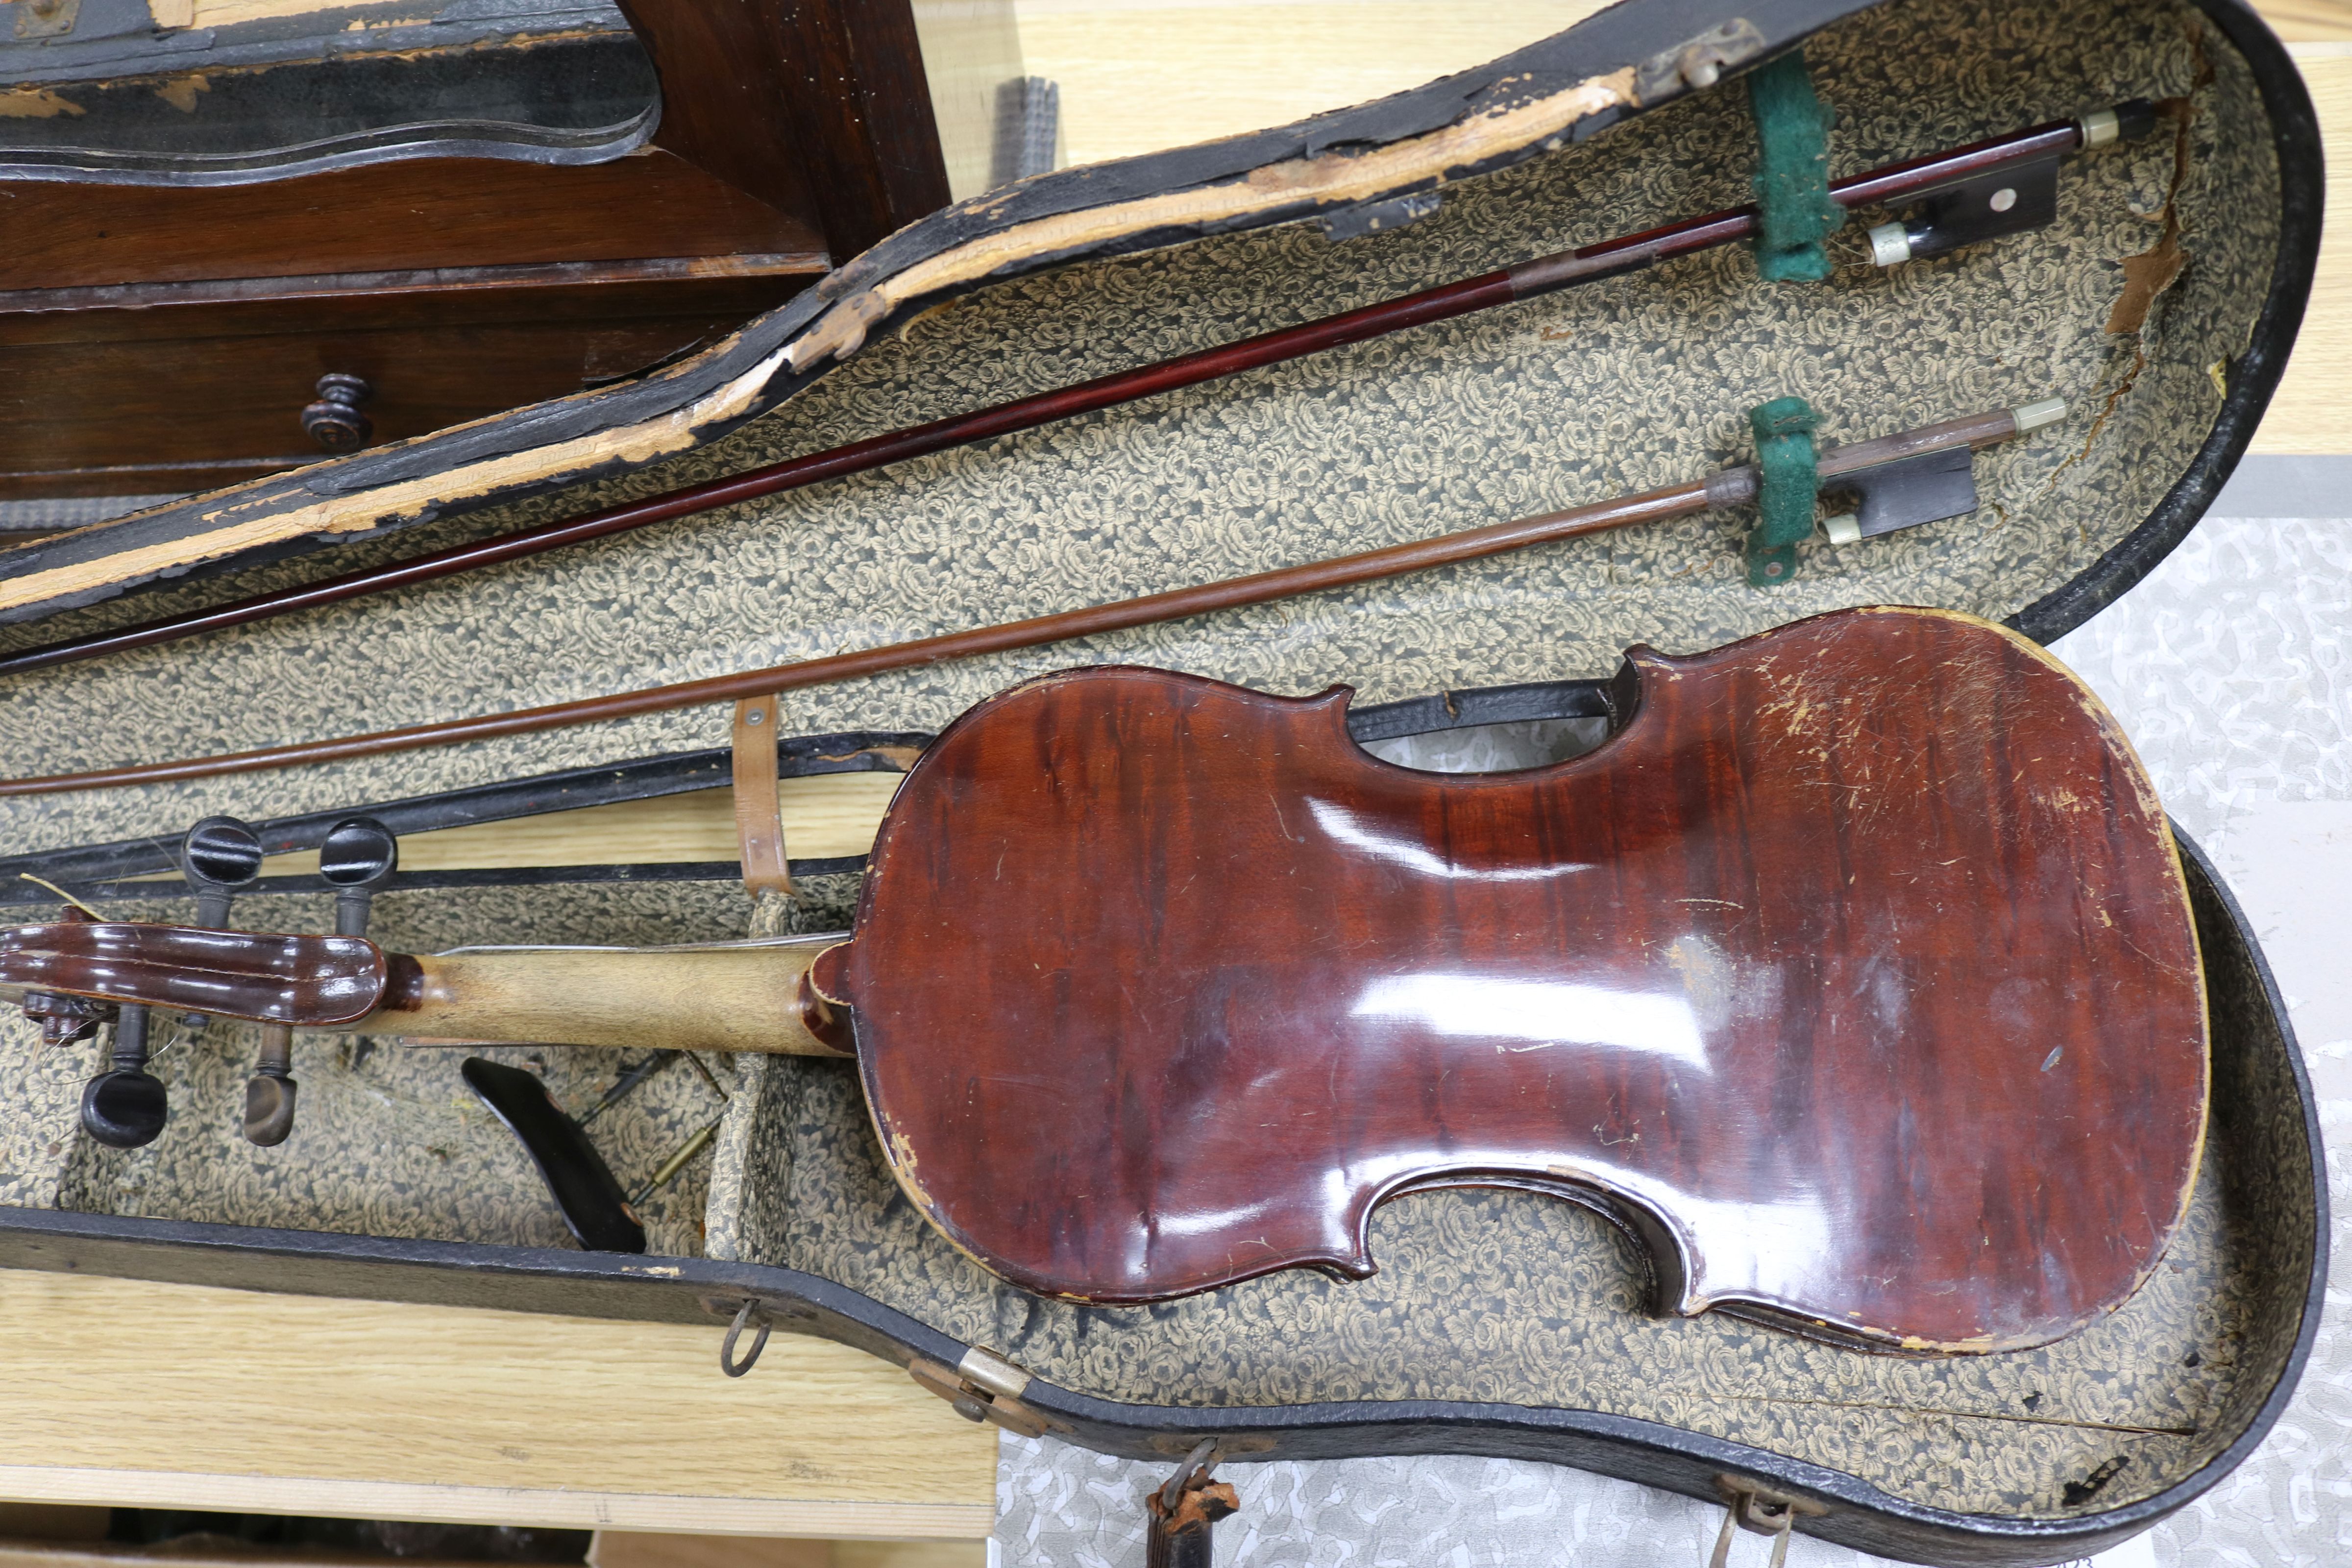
[0,293,802,492]
[0,153,822,293]
[831,608,2208,1352]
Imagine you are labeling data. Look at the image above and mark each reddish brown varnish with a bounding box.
[0,922,384,1026]
[823,608,2206,1351]
[0,609,2206,1351]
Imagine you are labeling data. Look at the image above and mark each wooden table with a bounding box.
[2259,42,2352,454]
[0,1269,995,1542]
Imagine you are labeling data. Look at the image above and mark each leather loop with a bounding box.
[732,695,794,898]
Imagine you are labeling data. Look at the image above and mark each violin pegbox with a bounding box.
[3,812,404,1150]
[58,811,274,1152]
[7,906,161,1149]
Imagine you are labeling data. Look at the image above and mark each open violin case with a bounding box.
[0,0,2324,1559]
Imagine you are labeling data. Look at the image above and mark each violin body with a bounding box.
[821,607,2205,1352]
[0,608,2205,1353]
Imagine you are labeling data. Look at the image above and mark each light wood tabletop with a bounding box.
[0,1269,995,1541]
[2257,42,2351,455]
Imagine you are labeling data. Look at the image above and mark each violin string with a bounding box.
[141,1015,195,1066]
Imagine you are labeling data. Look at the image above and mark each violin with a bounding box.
[0,607,2206,1355]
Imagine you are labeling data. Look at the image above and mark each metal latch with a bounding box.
[1708,1477,1827,1567]
[908,1346,1050,1438]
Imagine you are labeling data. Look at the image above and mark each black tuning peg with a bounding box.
[243,1023,297,1147]
[179,815,264,1033]
[235,817,392,1147]
[319,816,398,937]
[181,815,264,928]
[81,1004,168,1149]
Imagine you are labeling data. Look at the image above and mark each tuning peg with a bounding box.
[81,1004,168,1149]
[180,815,264,927]
[238,811,382,1147]
[243,1022,297,1147]
[22,989,116,1048]
[178,815,264,1032]
[319,817,398,938]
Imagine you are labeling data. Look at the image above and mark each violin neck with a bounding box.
[365,941,849,1057]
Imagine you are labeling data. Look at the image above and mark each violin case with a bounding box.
[0,0,2323,1559]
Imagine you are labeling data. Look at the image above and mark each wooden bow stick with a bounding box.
[0,399,2059,797]
[0,106,2147,679]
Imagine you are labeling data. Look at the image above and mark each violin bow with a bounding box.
[0,396,2066,798]
[0,103,2153,680]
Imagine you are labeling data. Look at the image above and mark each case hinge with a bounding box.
[908,1347,1050,1438]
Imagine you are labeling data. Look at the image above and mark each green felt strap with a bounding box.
[1747,50,1843,283]
[1746,396,1819,587]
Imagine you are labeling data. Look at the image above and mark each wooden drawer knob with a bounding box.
[302,373,374,452]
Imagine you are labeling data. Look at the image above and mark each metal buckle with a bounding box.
[906,1346,1050,1438]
